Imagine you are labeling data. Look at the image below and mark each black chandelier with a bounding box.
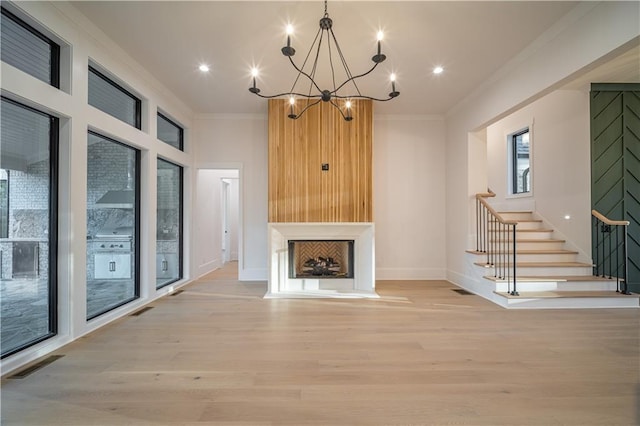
[249,0,399,121]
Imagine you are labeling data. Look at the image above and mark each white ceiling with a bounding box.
[69,1,638,116]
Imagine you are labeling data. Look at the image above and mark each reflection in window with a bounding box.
[156,159,183,288]
[88,66,141,129]
[157,112,184,151]
[1,7,60,87]
[511,129,530,194]
[1,97,58,358]
[86,132,140,319]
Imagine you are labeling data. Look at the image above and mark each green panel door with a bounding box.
[591,84,640,292]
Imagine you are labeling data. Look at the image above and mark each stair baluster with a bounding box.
[591,210,630,295]
[476,191,518,295]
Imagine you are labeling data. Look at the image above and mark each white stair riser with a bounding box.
[512,241,565,250]
[489,222,542,230]
[497,212,534,220]
[486,230,554,239]
[501,296,639,309]
[494,281,618,292]
[516,231,554,240]
[514,266,593,276]
[483,252,577,262]
[516,253,578,262]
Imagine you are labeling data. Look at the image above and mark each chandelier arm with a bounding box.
[290,27,323,95]
[253,92,322,99]
[331,61,379,95]
[329,28,362,97]
[332,94,397,102]
[288,57,323,95]
[329,99,349,120]
[294,98,323,118]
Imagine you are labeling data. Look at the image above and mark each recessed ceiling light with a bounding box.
[198,64,210,73]
[433,66,444,75]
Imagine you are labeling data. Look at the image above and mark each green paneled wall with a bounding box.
[590,84,640,292]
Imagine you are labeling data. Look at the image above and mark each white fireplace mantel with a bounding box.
[266,223,377,298]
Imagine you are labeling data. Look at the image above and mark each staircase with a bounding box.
[467,210,639,309]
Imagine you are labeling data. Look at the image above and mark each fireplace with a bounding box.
[267,223,376,298]
[289,240,354,279]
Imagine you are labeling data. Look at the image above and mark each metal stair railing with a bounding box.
[476,191,519,295]
[591,210,631,294]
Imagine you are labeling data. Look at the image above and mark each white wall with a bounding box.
[486,90,591,258]
[227,177,240,261]
[445,1,640,288]
[193,115,268,281]
[193,113,449,282]
[374,116,447,279]
[1,1,194,374]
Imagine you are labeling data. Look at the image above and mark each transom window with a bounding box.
[1,7,60,87]
[88,65,141,129]
[157,112,184,151]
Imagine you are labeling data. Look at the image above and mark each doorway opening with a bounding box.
[195,168,240,279]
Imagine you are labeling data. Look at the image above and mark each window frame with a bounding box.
[155,158,184,289]
[88,65,142,130]
[86,130,141,321]
[1,6,60,88]
[157,112,184,151]
[0,171,9,239]
[507,126,532,197]
[0,96,59,359]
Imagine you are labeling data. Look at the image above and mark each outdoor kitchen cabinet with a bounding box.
[94,253,131,279]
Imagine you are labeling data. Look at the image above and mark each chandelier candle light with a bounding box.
[249,0,400,121]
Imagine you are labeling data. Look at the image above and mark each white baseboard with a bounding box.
[376,268,446,280]
[196,259,221,279]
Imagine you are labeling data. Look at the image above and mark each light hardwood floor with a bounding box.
[2,262,639,425]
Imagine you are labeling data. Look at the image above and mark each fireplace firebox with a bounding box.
[288,240,354,279]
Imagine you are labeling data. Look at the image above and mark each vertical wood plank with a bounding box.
[268,99,372,222]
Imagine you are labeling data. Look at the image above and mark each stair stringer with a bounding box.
[446,252,510,308]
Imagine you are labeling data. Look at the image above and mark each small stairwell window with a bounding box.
[508,128,531,195]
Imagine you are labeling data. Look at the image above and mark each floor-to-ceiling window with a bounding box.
[86,132,140,319]
[156,159,183,288]
[0,97,58,358]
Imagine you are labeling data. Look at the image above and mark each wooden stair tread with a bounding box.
[484,275,616,282]
[474,261,591,267]
[497,211,532,214]
[515,239,565,243]
[516,249,578,254]
[515,229,554,232]
[495,291,638,299]
[515,261,592,267]
[469,249,578,254]
[490,219,542,223]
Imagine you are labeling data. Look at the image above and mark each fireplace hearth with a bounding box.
[289,240,354,279]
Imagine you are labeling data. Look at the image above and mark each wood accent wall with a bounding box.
[268,99,372,223]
